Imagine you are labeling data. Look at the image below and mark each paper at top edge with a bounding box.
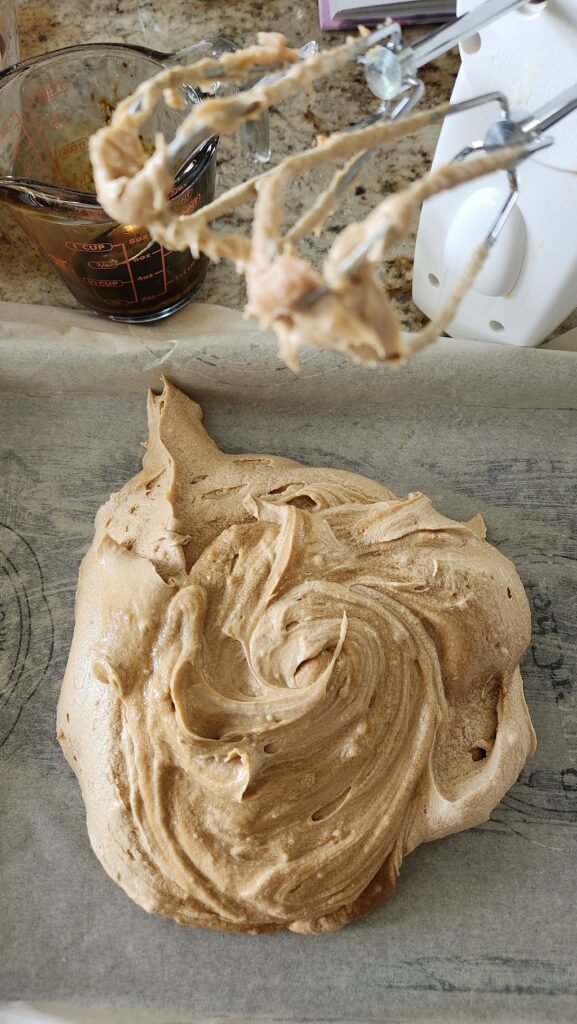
[0,300,575,411]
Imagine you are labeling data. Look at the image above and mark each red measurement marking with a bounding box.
[34,77,68,105]
[122,243,139,303]
[45,112,65,131]
[58,137,88,160]
[135,271,160,282]
[82,278,124,288]
[0,110,20,144]
[3,109,50,177]
[171,262,198,283]
[160,245,168,294]
[66,241,114,253]
[179,193,202,216]
[87,259,119,270]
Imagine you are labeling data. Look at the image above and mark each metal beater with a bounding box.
[89,0,577,361]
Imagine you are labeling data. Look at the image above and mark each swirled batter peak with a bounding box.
[58,382,535,933]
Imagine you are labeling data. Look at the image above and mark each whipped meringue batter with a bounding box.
[58,382,535,933]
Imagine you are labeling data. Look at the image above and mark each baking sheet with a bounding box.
[0,301,576,1024]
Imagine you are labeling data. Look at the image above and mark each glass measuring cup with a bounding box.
[0,41,250,321]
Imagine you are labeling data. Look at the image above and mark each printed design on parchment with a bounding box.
[0,521,54,746]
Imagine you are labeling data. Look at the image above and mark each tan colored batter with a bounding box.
[58,382,535,933]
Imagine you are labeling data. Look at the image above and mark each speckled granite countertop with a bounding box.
[0,0,458,329]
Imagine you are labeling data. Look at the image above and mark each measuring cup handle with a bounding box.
[167,36,237,70]
[166,37,270,165]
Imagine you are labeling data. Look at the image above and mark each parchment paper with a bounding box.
[1,301,576,1024]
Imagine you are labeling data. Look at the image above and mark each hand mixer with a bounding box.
[414,0,577,346]
[412,0,577,346]
[89,0,577,368]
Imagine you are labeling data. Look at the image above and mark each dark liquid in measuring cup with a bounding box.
[67,221,210,321]
[8,135,217,321]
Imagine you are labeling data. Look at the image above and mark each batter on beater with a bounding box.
[89,32,523,370]
[58,382,535,932]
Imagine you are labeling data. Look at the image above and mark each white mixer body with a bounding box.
[412,0,577,345]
